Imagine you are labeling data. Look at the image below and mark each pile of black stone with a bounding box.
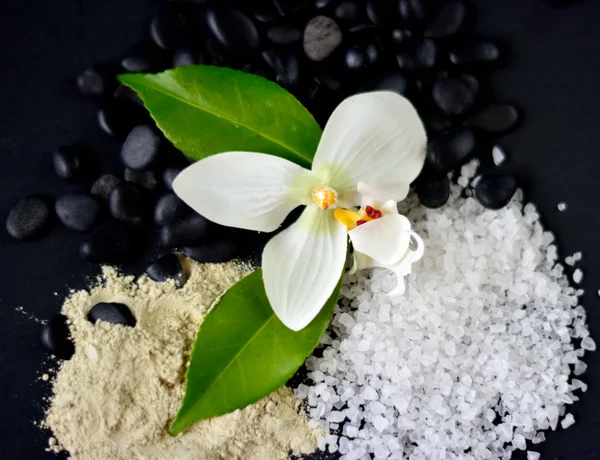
[6,0,523,358]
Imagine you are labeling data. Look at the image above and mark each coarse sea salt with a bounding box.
[296,161,593,460]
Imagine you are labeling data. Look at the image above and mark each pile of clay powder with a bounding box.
[41,258,320,459]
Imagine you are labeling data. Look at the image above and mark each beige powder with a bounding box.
[43,258,320,459]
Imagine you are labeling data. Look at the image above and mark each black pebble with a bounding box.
[254,2,279,23]
[124,168,158,191]
[416,174,450,209]
[97,100,146,139]
[366,0,398,26]
[263,50,301,86]
[173,47,206,67]
[206,7,259,53]
[162,167,181,190]
[432,76,476,117]
[468,104,520,134]
[160,213,211,247]
[91,174,121,200]
[145,253,186,288]
[344,41,380,71]
[113,84,144,106]
[449,40,501,66]
[427,126,476,173]
[267,25,301,45]
[362,72,408,94]
[76,68,107,97]
[109,183,146,226]
[398,0,425,24]
[474,173,517,210]
[396,39,436,71]
[80,221,136,264]
[424,1,466,38]
[53,146,85,182]
[303,16,343,62]
[121,125,161,171]
[183,240,238,263]
[55,193,101,232]
[87,302,136,327]
[273,0,310,15]
[41,314,75,360]
[391,28,413,47]
[121,49,163,73]
[334,1,364,26]
[154,193,192,226]
[6,196,52,240]
[150,11,187,50]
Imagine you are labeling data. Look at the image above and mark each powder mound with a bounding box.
[297,161,594,460]
[42,259,320,460]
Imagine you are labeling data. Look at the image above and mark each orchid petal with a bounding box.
[312,91,427,195]
[262,206,347,331]
[358,182,408,209]
[173,151,310,232]
[348,214,412,265]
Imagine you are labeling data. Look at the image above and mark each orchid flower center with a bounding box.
[334,205,383,230]
[311,185,338,210]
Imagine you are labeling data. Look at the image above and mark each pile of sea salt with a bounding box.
[296,161,595,460]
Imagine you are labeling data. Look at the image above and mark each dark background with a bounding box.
[1,0,599,458]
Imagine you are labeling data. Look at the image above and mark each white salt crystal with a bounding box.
[372,415,389,432]
[581,337,596,351]
[557,202,568,212]
[573,251,583,261]
[492,145,507,165]
[561,413,575,429]
[527,452,541,460]
[573,269,583,284]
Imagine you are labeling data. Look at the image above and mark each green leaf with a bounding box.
[169,269,341,436]
[118,66,322,169]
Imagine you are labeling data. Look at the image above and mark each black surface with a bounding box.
[1,0,600,459]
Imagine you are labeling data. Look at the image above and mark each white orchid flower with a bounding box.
[173,91,427,331]
[334,191,424,297]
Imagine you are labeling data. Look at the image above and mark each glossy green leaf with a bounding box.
[168,269,342,436]
[118,66,322,169]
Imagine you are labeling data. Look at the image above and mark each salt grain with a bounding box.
[492,145,507,165]
[557,202,568,212]
[573,269,583,284]
[561,413,575,429]
[297,162,593,459]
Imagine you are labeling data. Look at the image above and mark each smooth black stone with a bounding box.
[206,7,259,53]
[366,0,398,26]
[53,146,85,182]
[160,213,211,247]
[173,47,206,67]
[113,84,143,106]
[391,28,413,47]
[262,50,301,86]
[427,126,476,173]
[273,0,310,15]
[267,25,302,45]
[416,174,450,209]
[398,0,425,24]
[334,1,365,26]
[344,41,380,71]
[6,196,52,240]
[183,240,238,263]
[362,72,408,94]
[253,2,279,22]
[424,1,466,38]
[121,125,161,171]
[145,254,186,288]
[468,103,520,134]
[55,193,100,232]
[150,11,187,50]
[396,39,436,71]
[162,167,181,190]
[80,221,136,264]
[314,69,342,91]
[460,73,480,94]
[97,100,147,139]
[432,76,476,117]
[204,38,234,67]
[124,168,158,191]
[427,116,453,133]
[316,0,336,8]
[474,173,518,210]
[303,15,343,62]
[91,174,121,200]
[87,302,136,327]
[41,314,75,360]
[121,50,162,73]
[449,40,501,66]
[76,68,107,97]
[108,183,146,226]
[154,193,192,226]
